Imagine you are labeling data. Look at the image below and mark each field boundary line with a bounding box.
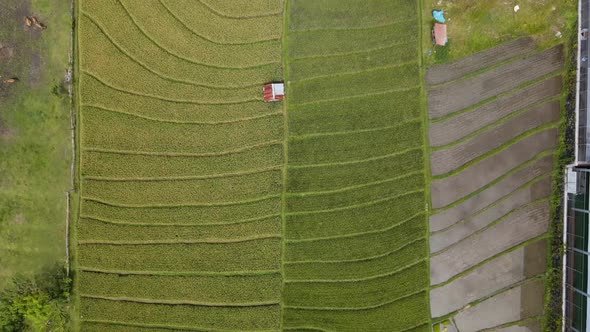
[431,174,552,234]
[82,166,282,182]
[81,319,208,332]
[288,146,422,169]
[432,124,559,179]
[430,72,563,122]
[83,104,281,125]
[286,190,424,217]
[79,213,281,227]
[400,323,432,332]
[287,86,421,112]
[289,117,422,140]
[78,234,281,245]
[290,18,417,33]
[83,140,283,157]
[284,323,429,332]
[286,211,425,242]
[431,235,549,288]
[280,0,291,329]
[116,0,281,69]
[286,170,424,198]
[284,237,426,264]
[289,40,417,62]
[80,294,279,307]
[81,319,272,332]
[81,13,265,89]
[290,61,418,85]
[284,258,425,283]
[82,70,259,105]
[197,0,283,19]
[430,199,550,256]
[432,151,555,212]
[283,327,330,332]
[289,40,417,61]
[290,85,421,107]
[417,0,433,324]
[78,267,281,277]
[82,194,281,208]
[282,288,427,311]
[431,97,561,151]
[72,0,83,327]
[158,0,280,45]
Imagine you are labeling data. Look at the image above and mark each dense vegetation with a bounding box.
[76,0,284,330]
[0,265,71,332]
[281,0,429,330]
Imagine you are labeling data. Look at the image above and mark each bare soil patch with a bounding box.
[0,42,15,62]
[453,279,545,331]
[426,37,537,85]
[430,239,547,317]
[430,177,551,253]
[430,101,560,176]
[429,76,562,145]
[0,0,42,98]
[430,155,554,232]
[428,46,564,118]
[431,128,557,209]
[430,201,549,285]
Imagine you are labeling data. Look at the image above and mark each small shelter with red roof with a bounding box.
[433,23,448,46]
[263,83,285,102]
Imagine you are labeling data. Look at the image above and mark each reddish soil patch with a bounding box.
[426,37,537,85]
[430,101,560,176]
[452,279,545,331]
[430,239,547,317]
[430,177,551,253]
[430,154,554,232]
[428,46,564,118]
[431,128,557,209]
[429,76,562,145]
[430,201,549,285]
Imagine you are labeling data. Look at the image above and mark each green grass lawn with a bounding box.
[0,0,71,289]
[0,0,72,329]
[422,0,577,64]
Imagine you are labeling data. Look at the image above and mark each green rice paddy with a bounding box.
[75,0,426,330]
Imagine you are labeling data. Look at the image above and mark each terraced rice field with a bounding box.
[75,0,428,330]
[281,0,429,330]
[427,39,564,329]
[76,0,284,330]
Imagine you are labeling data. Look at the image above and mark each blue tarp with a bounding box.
[433,10,446,23]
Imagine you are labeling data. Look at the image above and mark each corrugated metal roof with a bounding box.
[263,83,284,102]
